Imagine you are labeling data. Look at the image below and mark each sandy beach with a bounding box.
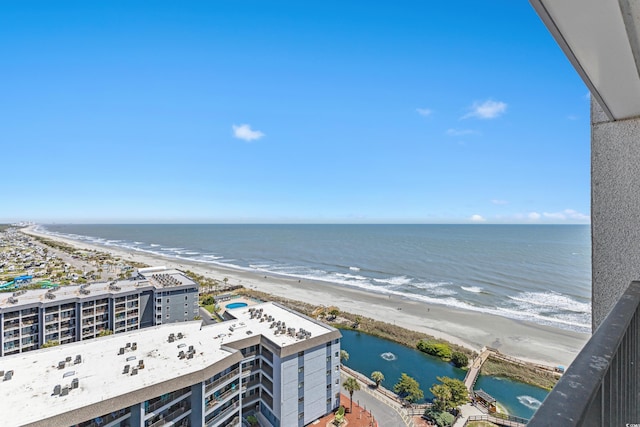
[22,226,589,367]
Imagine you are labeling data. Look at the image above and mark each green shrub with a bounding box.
[451,351,469,368]
[417,340,452,360]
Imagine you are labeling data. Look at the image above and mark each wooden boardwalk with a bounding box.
[463,347,493,391]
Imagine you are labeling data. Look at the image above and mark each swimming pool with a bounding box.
[226,302,248,309]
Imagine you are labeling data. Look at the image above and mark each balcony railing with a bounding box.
[529,281,640,426]
[206,368,240,394]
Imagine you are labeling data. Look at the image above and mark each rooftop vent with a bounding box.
[60,386,69,396]
[53,384,61,395]
[7,297,17,304]
[45,291,56,300]
[74,355,82,364]
[123,365,130,374]
[63,371,75,378]
[71,378,79,389]
[118,348,125,355]
[57,361,66,370]
[126,356,136,362]
[3,370,13,381]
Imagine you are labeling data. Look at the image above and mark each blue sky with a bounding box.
[1,1,590,224]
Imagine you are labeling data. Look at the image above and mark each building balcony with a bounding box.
[529,281,640,426]
[206,368,240,394]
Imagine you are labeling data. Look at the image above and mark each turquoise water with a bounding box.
[474,376,547,419]
[340,329,548,419]
[339,329,465,401]
[226,302,248,309]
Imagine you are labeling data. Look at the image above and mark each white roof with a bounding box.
[0,302,336,427]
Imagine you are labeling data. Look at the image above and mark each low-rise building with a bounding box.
[0,302,342,427]
[0,267,199,356]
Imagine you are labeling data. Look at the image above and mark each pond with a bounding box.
[339,329,548,419]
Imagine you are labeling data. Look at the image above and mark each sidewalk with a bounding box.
[340,366,416,426]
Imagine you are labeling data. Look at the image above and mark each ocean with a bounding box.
[37,224,592,333]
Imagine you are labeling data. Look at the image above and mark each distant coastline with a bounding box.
[22,225,590,367]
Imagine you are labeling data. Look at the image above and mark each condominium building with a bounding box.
[0,302,342,427]
[0,267,199,356]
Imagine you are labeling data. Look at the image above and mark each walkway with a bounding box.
[340,366,415,427]
[463,348,493,391]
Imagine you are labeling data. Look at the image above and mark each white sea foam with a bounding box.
[203,255,223,260]
[373,276,412,286]
[461,286,483,293]
[509,291,590,314]
[134,241,143,244]
[150,244,160,247]
[349,266,360,271]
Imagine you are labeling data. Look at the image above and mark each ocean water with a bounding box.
[38,224,591,333]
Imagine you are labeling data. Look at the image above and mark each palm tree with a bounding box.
[340,349,349,364]
[371,371,385,388]
[343,377,360,413]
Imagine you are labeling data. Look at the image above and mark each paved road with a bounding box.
[346,386,407,427]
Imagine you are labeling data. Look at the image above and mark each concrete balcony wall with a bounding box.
[592,98,640,328]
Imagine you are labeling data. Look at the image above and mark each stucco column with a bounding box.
[591,98,640,328]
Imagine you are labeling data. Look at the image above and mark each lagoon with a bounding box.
[339,329,548,419]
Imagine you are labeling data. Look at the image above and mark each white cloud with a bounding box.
[416,108,433,117]
[232,124,265,142]
[542,209,590,222]
[470,214,486,222]
[528,212,541,220]
[491,199,508,205]
[567,114,579,121]
[446,128,479,136]
[462,99,507,120]
[585,92,591,101]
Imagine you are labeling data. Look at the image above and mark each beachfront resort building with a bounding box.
[527,1,640,425]
[0,301,342,427]
[0,267,199,356]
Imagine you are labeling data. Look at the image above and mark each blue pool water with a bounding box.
[226,302,248,309]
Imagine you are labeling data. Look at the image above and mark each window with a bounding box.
[298,397,304,403]
[334,351,339,357]
[184,311,188,316]
[335,379,339,384]
[166,299,170,304]
[298,366,304,373]
[335,366,339,372]
[185,296,188,300]
[298,413,304,420]
[326,356,331,362]
[326,384,331,389]
[326,398,331,404]
[298,351,304,357]
[298,381,304,389]
[335,393,340,399]
[326,370,330,376]
[184,303,188,307]
[166,314,170,319]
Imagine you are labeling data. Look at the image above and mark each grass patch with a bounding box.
[203,304,216,314]
[467,421,499,427]
[480,357,558,391]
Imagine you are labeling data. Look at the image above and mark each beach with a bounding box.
[21,226,589,367]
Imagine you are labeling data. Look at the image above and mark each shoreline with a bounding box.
[21,226,589,367]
